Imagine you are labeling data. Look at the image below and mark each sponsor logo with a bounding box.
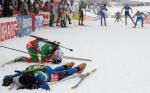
[0,21,18,42]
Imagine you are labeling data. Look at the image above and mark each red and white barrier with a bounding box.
[40,12,50,26]
[144,17,150,24]
[0,17,18,42]
[32,14,43,31]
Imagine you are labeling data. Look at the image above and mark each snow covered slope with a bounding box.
[0,18,150,93]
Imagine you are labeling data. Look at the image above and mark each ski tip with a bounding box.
[69,49,73,52]
[84,59,92,62]
[71,86,76,89]
[92,68,97,72]
[88,59,92,62]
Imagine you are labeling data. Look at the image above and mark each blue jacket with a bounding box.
[33,66,54,90]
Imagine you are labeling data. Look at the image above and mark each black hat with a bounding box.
[19,72,36,86]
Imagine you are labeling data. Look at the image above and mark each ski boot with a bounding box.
[133,26,136,28]
[78,22,81,25]
[13,56,26,62]
[2,56,27,67]
[69,21,72,24]
[64,62,75,69]
[68,19,72,24]
[61,20,66,27]
[76,63,87,73]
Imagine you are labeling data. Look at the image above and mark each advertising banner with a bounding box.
[16,16,32,37]
[0,21,18,42]
[40,12,50,26]
[144,17,150,24]
[32,14,43,31]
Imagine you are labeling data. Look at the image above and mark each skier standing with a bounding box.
[114,11,123,23]
[132,11,147,28]
[99,4,107,26]
[121,4,135,25]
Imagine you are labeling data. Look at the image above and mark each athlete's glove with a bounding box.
[2,76,13,86]
[40,82,50,90]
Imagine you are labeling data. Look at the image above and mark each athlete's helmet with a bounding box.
[54,49,64,60]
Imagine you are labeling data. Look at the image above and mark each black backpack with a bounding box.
[18,72,39,89]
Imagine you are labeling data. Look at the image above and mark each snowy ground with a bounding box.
[0,16,150,93]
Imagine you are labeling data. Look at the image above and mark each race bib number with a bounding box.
[51,74,59,82]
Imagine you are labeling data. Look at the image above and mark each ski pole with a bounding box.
[0,45,46,57]
[63,56,92,62]
[0,45,29,54]
[58,45,73,51]
[29,35,73,52]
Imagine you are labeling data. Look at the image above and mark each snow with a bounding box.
[131,0,150,2]
[0,8,150,93]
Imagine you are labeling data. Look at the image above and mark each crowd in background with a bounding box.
[0,0,46,17]
[0,0,89,27]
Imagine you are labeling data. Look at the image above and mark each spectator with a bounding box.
[56,0,63,26]
[12,0,18,9]
[49,4,55,27]
[70,0,74,6]
[43,0,50,12]
[38,0,44,11]
[60,0,67,27]
[0,0,3,9]
[32,0,40,14]
[65,0,72,24]
[2,0,14,17]
[78,1,87,25]
[17,0,22,10]
[20,0,29,16]
[0,0,3,17]
[27,0,32,15]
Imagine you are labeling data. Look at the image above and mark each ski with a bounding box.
[51,69,96,86]
[63,56,92,62]
[71,68,96,89]
[1,56,25,67]
[2,61,16,67]
[2,56,92,67]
